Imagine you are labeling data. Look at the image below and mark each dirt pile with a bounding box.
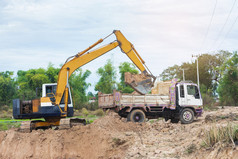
[0,112,147,159]
[125,107,238,159]
[0,107,238,159]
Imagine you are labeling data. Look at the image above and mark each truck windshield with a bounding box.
[187,85,200,99]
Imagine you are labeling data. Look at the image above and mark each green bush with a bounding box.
[0,105,10,111]
[81,108,89,116]
[73,109,81,116]
[93,109,104,116]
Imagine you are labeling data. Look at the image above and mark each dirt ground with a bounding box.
[0,107,238,159]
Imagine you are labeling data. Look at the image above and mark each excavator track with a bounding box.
[18,118,86,132]
[59,118,86,129]
[18,121,32,133]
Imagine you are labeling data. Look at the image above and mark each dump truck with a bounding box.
[98,79,203,124]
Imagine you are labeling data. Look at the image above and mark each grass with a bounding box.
[202,124,238,148]
[73,115,100,124]
[0,122,21,131]
[149,118,163,124]
[0,115,99,131]
[0,107,103,131]
[185,143,197,154]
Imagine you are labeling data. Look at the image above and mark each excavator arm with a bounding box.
[54,30,155,110]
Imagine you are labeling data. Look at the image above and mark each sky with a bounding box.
[0,0,238,93]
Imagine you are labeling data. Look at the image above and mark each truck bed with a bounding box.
[98,91,170,109]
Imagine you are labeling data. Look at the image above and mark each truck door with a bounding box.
[178,84,186,106]
[185,84,202,106]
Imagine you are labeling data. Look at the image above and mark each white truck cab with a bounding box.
[177,82,203,107]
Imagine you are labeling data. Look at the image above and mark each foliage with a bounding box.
[160,64,181,81]
[93,109,104,116]
[160,51,232,95]
[69,68,91,109]
[159,51,235,107]
[0,63,91,112]
[95,60,117,93]
[117,62,139,93]
[217,52,238,106]
[0,122,21,131]
[0,71,16,106]
[81,108,89,116]
[46,63,60,82]
[16,68,50,99]
[200,84,215,109]
[202,124,238,148]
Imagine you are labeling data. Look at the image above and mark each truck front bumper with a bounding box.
[195,108,203,117]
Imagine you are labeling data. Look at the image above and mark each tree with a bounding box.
[217,52,238,105]
[16,68,50,99]
[69,69,91,109]
[0,71,16,106]
[95,60,117,93]
[159,51,232,96]
[118,62,139,93]
[160,64,182,81]
[46,63,60,83]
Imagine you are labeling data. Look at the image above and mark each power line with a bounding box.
[209,0,237,51]
[200,0,218,52]
[217,4,238,50]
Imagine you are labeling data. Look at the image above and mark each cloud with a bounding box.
[0,0,237,93]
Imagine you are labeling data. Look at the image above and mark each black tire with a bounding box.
[129,109,146,123]
[180,108,194,124]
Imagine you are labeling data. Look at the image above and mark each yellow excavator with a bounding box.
[13,30,155,131]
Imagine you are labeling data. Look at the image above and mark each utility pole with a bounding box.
[192,54,200,88]
[181,68,189,81]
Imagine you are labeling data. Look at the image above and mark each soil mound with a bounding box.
[0,112,146,159]
[1,107,238,159]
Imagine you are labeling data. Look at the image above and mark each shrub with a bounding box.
[0,105,10,111]
[73,109,81,116]
[81,108,89,116]
[93,109,104,116]
[203,124,238,148]
[202,94,215,110]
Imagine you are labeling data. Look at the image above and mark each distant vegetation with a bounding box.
[0,50,237,113]
[0,61,138,112]
[160,50,238,107]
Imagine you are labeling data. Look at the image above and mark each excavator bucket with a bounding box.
[124,72,155,94]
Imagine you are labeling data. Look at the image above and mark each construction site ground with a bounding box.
[0,107,238,159]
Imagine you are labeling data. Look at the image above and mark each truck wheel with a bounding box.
[180,108,194,124]
[129,109,145,122]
